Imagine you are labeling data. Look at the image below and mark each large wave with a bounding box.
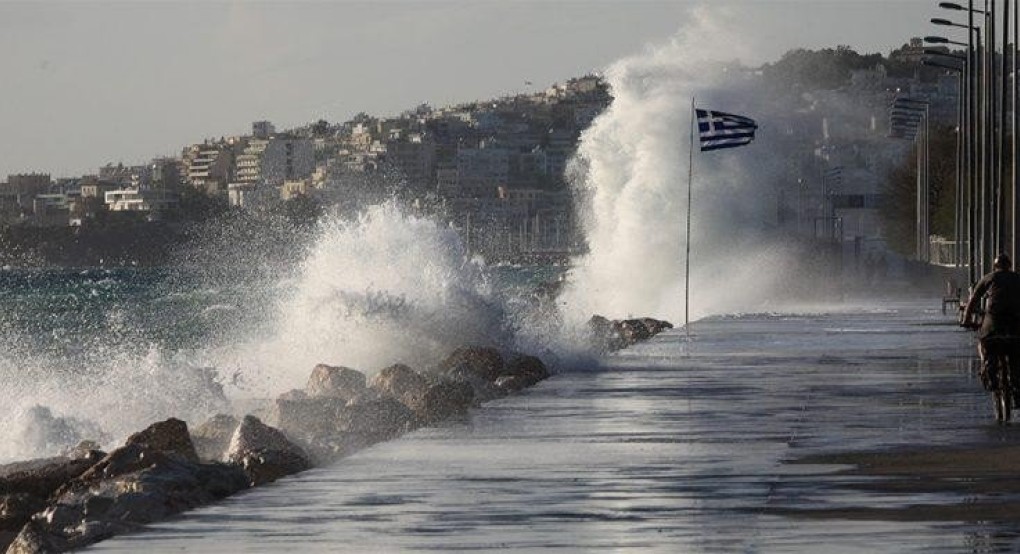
[560,7,824,325]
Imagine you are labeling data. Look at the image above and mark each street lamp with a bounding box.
[925,35,968,46]
[933,6,984,279]
[891,98,930,262]
[924,49,968,61]
[937,2,986,14]
[922,57,968,267]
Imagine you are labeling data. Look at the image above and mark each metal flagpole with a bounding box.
[685,97,695,343]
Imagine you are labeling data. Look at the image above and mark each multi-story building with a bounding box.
[252,120,276,140]
[383,134,436,190]
[5,173,51,197]
[104,189,179,218]
[183,143,234,193]
[443,145,510,198]
[544,129,577,180]
[30,194,70,227]
[227,182,275,211]
[234,136,314,188]
[149,158,182,191]
[2,173,51,215]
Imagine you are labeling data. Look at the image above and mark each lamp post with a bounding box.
[927,35,976,272]
[891,98,930,261]
[922,56,966,266]
[934,6,985,278]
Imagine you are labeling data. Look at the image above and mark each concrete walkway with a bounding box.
[92,300,1019,553]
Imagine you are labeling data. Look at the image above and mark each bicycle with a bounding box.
[978,335,1020,423]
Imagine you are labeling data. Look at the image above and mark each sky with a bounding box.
[0,0,942,180]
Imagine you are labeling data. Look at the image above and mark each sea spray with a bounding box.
[248,201,514,392]
[560,7,828,325]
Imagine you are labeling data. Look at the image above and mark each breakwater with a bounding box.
[1,318,672,553]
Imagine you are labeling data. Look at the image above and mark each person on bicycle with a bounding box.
[962,253,1020,388]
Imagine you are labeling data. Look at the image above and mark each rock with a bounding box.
[617,319,652,344]
[61,441,104,462]
[588,315,625,351]
[438,346,504,383]
[0,456,95,500]
[278,389,308,401]
[0,494,46,552]
[190,414,239,462]
[273,396,345,439]
[5,519,60,554]
[337,396,417,443]
[225,416,310,486]
[411,380,475,425]
[8,444,249,553]
[589,315,671,352]
[306,364,367,400]
[370,363,429,403]
[640,317,674,335]
[495,354,550,392]
[124,418,199,462]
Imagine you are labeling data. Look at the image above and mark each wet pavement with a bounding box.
[90,300,1020,553]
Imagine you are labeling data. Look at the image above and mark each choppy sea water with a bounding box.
[87,300,1020,553]
[0,255,564,465]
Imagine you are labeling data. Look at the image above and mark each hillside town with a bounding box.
[0,39,962,267]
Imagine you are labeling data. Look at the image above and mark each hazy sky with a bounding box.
[0,0,939,179]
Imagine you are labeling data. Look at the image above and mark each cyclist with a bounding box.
[962,253,1020,390]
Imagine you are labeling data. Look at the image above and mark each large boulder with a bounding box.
[306,364,366,400]
[370,364,429,404]
[616,319,652,344]
[8,443,248,553]
[0,456,99,552]
[495,354,550,393]
[438,347,504,383]
[273,396,345,439]
[0,456,97,499]
[190,414,239,462]
[410,380,475,425]
[640,317,674,335]
[225,415,311,487]
[588,315,625,352]
[336,396,417,444]
[124,418,199,463]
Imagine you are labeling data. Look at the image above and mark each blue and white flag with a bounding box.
[696,109,758,152]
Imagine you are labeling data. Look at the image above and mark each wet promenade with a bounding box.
[92,301,1020,553]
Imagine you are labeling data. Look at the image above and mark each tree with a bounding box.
[762,46,884,91]
[880,124,958,256]
[167,186,230,222]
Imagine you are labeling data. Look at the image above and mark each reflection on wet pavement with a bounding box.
[91,302,1020,553]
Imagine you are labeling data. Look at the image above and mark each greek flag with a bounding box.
[696,109,758,151]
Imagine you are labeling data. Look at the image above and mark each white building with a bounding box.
[105,189,179,217]
[227,182,276,210]
[235,137,314,187]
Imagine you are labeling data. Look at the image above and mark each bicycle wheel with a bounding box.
[998,355,1013,422]
[996,390,1012,422]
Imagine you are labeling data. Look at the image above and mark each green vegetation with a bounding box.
[880,124,958,256]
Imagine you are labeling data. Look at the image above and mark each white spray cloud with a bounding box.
[560,7,814,325]
[227,202,511,395]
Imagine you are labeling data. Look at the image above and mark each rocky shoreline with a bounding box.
[1,317,673,553]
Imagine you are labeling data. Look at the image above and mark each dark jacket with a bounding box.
[965,269,1020,338]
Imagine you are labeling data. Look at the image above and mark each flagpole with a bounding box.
[685,97,695,342]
